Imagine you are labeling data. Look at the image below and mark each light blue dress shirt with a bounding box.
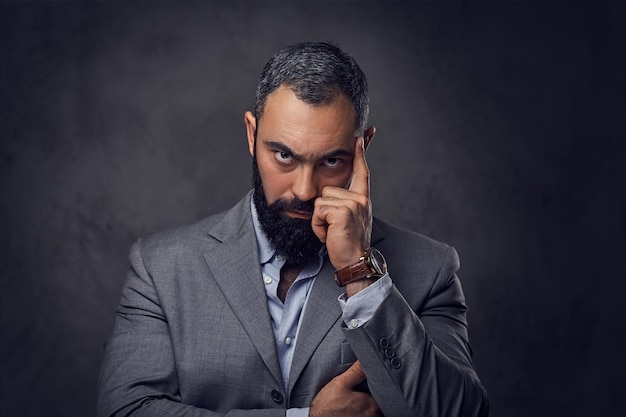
[250,200,391,417]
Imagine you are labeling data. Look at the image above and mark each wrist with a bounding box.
[333,247,387,288]
[345,278,378,298]
[333,249,367,271]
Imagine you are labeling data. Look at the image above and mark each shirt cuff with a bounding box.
[286,407,309,417]
[338,274,392,329]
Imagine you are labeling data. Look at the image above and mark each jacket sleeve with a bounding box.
[96,239,287,417]
[342,246,489,417]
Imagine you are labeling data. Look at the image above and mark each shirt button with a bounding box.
[275,255,283,262]
[349,319,360,328]
[285,336,292,345]
[264,275,272,285]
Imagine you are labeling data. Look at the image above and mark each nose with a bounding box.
[291,165,318,202]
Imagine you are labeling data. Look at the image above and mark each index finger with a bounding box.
[348,137,370,196]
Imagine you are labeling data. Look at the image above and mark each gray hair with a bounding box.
[254,41,369,136]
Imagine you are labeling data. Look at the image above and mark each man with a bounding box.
[98,42,488,417]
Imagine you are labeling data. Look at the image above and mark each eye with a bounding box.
[323,158,343,168]
[274,151,294,164]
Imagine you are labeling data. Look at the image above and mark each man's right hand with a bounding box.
[309,360,383,417]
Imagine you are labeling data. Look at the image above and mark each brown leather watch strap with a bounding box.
[333,248,387,287]
[333,261,374,286]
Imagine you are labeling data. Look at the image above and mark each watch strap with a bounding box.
[333,260,376,286]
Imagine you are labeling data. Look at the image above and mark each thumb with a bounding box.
[338,360,366,388]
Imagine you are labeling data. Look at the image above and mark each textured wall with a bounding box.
[1,2,625,416]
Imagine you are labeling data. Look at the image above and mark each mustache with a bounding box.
[269,196,315,214]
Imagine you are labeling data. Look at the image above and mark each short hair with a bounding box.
[254,41,369,136]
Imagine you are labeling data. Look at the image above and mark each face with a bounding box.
[245,85,360,264]
[247,85,358,207]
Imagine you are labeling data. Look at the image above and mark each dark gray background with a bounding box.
[1,1,625,416]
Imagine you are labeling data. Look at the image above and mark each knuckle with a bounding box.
[339,206,352,216]
[357,195,369,207]
[315,206,328,216]
[346,200,359,211]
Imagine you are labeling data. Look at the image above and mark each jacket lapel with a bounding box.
[288,258,343,394]
[288,220,386,393]
[202,194,283,387]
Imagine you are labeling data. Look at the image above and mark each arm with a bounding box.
[343,246,489,417]
[310,135,488,416]
[96,240,287,417]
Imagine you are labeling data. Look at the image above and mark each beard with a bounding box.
[252,156,323,266]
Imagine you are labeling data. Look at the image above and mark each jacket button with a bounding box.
[390,358,402,369]
[384,347,395,359]
[379,337,389,349]
[271,390,284,403]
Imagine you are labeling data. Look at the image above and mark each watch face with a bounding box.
[369,248,387,275]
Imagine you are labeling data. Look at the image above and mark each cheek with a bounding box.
[264,177,290,203]
[257,158,290,202]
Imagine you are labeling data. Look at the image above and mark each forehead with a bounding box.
[258,85,357,157]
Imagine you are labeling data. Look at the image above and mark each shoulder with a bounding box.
[373,217,457,265]
[141,212,226,252]
[372,217,460,296]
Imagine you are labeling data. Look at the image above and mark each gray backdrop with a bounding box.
[1,1,625,416]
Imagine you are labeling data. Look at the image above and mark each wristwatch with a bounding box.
[333,247,387,287]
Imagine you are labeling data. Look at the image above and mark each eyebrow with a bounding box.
[264,140,353,162]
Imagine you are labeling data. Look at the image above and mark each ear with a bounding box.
[363,126,376,151]
[244,111,257,156]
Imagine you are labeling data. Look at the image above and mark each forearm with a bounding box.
[343,286,488,417]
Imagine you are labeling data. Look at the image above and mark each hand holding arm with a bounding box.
[310,361,382,417]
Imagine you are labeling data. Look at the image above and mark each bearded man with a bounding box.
[98,41,488,417]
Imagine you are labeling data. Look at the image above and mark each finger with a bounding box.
[311,203,350,243]
[320,188,369,209]
[311,209,328,243]
[348,137,370,197]
[338,360,366,388]
[314,198,369,231]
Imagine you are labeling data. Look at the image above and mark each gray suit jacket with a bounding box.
[97,193,488,417]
